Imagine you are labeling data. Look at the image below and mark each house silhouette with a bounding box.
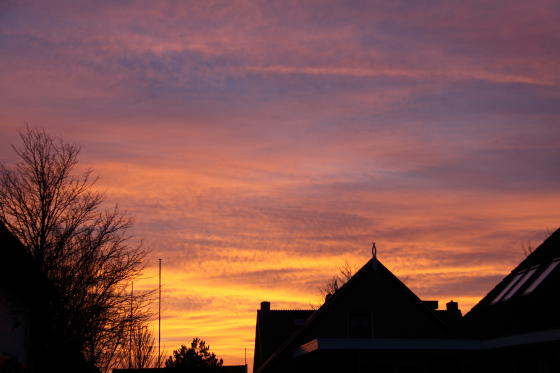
[254,229,560,373]
[0,222,95,373]
[0,221,54,371]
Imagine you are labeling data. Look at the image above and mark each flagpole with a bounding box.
[130,281,133,368]
[158,258,162,368]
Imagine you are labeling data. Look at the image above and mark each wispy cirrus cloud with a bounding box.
[2,1,560,371]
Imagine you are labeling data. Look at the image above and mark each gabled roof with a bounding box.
[255,257,451,373]
[464,228,560,338]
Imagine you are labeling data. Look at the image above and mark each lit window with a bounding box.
[491,272,523,304]
[523,260,560,295]
[503,267,538,300]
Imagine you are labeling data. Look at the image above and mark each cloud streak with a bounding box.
[1,1,560,371]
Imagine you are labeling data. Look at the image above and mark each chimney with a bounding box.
[446,300,459,312]
[260,301,270,312]
[421,300,438,310]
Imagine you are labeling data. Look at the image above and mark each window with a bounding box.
[524,259,560,295]
[502,267,538,300]
[348,312,372,338]
[491,272,523,304]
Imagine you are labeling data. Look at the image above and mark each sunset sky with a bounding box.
[1,1,560,371]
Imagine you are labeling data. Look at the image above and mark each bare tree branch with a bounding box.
[315,260,357,308]
[0,127,151,373]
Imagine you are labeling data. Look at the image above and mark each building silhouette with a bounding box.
[0,222,54,371]
[0,222,95,373]
[254,229,560,373]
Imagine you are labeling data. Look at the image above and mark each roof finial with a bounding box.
[372,242,377,258]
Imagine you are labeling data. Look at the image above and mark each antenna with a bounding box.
[158,258,162,368]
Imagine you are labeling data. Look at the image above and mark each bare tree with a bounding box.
[0,127,150,372]
[319,261,356,302]
[521,228,555,258]
[115,323,164,369]
[129,325,158,369]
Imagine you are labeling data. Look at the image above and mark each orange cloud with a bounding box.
[1,2,560,372]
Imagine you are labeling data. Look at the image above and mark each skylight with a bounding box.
[523,259,560,295]
[491,272,523,304]
[502,267,538,301]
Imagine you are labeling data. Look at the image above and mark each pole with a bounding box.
[158,258,162,368]
[130,281,133,368]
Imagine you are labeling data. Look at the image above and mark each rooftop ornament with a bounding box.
[372,242,378,269]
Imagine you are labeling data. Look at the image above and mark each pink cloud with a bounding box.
[1,2,560,372]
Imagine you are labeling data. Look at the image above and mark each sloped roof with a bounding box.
[255,257,450,373]
[253,309,313,370]
[464,228,560,338]
[0,222,46,300]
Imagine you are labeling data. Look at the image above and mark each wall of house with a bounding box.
[0,291,29,365]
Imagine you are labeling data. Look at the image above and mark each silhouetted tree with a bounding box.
[165,338,223,371]
[0,127,150,372]
[116,324,165,370]
[522,228,555,258]
[320,261,355,300]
